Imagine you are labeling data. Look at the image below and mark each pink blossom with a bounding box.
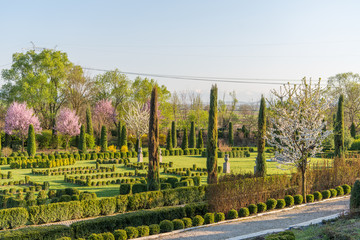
[93,99,117,127]
[55,108,81,137]
[4,102,41,139]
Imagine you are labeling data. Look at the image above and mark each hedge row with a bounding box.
[10,158,76,169]
[31,166,115,176]
[201,150,251,158]
[125,162,172,170]
[65,177,139,187]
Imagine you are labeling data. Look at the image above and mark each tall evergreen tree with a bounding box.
[135,138,141,152]
[120,125,127,148]
[255,95,267,177]
[166,130,173,150]
[207,85,218,184]
[4,133,10,147]
[228,122,234,147]
[100,125,107,152]
[182,128,188,150]
[334,94,345,159]
[148,86,160,191]
[171,121,177,148]
[79,125,87,153]
[189,121,196,148]
[86,107,95,149]
[197,129,204,149]
[117,122,122,148]
[350,122,356,138]
[27,124,36,157]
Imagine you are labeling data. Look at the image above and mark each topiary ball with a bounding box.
[294,194,303,205]
[330,189,337,198]
[284,195,294,207]
[172,219,185,230]
[125,226,138,239]
[335,186,344,196]
[342,184,352,195]
[266,198,277,210]
[101,232,115,240]
[351,180,360,210]
[114,229,127,240]
[204,213,215,224]
[149,224,160,235]
[313,191,322,201]
[182,217,192,228]
[239,207,250,217]
[276,199,286,209]
[192,215,204,226]
[306,194,314,203]
[257,202,267,213]
[247,204,257,214]
[160,220,174,233]
[215,212,225,222]
[227,209,238,219]
[322,190,331,199]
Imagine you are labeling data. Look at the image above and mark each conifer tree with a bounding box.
[100,125,107,152]
[79,125,86,153]
[350,122,356,138]
[148,86,160,191]
[117,122,122,148]
[189,121,196,148]
[120,125,127,148]
[228,122,234,147]
[182,128,188,150]
[166,130,173,150]
[197,129,204,149]
[334,94,345,158]
[207,85,218,184]
[255,95,266,177]
[86,107,95,149]
[27,124,36,157]
[135,138,141,152]
[171,121,177,148]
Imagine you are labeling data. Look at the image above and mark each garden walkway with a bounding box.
[155,196,350,240]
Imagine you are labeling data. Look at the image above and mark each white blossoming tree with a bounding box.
[267,79,332,202]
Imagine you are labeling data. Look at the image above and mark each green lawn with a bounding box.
[0,152,331,198]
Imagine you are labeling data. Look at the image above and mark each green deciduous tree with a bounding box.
[100,125,107,152]
[334,94,345,159]
[79,125,86,153]
[27,124,36,157]
[189,121,196,148]
[207,85,218,184]
[255,96,266,177]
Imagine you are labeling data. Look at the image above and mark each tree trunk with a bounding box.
[301,165,307,203]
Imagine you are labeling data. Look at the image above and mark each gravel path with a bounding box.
[156,196,350,240]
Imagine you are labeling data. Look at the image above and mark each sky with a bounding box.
[1,0,360,103]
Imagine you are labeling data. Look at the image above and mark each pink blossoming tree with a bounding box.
[5,102,41,151]
[93,99,117,136]
[54,107,81,150]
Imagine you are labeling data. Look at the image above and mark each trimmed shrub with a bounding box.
[266,230,295,240]
[114,229,127,240]
[124,227,138,239]
[335,186,344,196]
[132,184,147,194]
[149,224,160,235]
[120,184,132,195]
[351,180,360,210]
[137,225,150,237]
[204,213,215,224]
[227,209,238,219]
[313,191,323,201]
[266,198,277,210]
[172,219,185,230]
[0,207,29,230]
[294,194,303,205]
[257,202,267,213]
[276,199,286,209]
[88,233,103,240]
[306,194,314,203]
[322,190,331,199]
[284,195,294,207]
[182,217,192,228]
[159,220,174,233]
[192,215,204,226]
[248,204,257,214]
[342,184,352,195]
[0,225,73,239]
[330,189,337,198]
[239,207,250,217]
[101,232,115,240]
[215,212,225,222]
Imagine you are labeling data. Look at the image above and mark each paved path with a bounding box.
[155,196,350,240]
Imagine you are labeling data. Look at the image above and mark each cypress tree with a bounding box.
[100,125,107,152]
[166,130,173,150]
[207,85,218,184]
[334,94,345,159]
[120,125,127,148]
[182,128,188,150]
[4,133,10,147]
[135,138,141,152]
[197,129,204,149]
[171,121,177,148]
[79,125,86,153]
[27,124,36,157]
[148,86,160,191]
[86,107,95,149]
[117,122,122,148]
[228,122,234,147]
[351,122,356,138]
[255,95,267,177]
[189,121,196,148]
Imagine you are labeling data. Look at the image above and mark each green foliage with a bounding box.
[284,195,294,207]
[266,198,277,210]
[27,124,36,157]
[120,125,127,148]
[189,121,196,148]
[214,212,225,222]
[0,207,29,230]
[228,122,234,147]
[351,122,356,138]
[88,233,103,240]
[114,229,127,240]
[172,219,185,230]
[79,125,86,153]
[335,186,344,196]
[257,202,267,213]
[166,130,172,150]
[204,212,215,224]
[322,190,331,199]
[330,188,338,198]
[306,194,314,203]
[342,184,351,195]
[182,217,192,228]
[100,126,107,152]
[197,129,204,149]
[181,128,188,150]
[227,209,238,219]
[334,94,345,158]
[159,220,174,233]
[171,121,177,148]
[255,95,267,177]
[0,225,73,240]
[248,204,258,214]
[239,207,250,217]
[149,224,160,235]
[294,194,303,205]
[207,85,218,184]
[351,180,360,210]
[137,225,149,237]
[276,199,286,209]
[313,191,322,201]
[124,227,138,239]
[265,231,295,240]
[192,215,204,226]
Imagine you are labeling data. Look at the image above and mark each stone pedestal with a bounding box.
[223,154,230,173]
[159,149,162,163]
[137,147,143,163]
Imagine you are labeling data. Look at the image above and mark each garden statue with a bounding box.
[223,154,230,173]
[137,147,143,163]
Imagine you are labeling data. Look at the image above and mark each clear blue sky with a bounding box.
[1,0,360,102]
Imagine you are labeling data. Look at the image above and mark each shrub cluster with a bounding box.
[31,166,114,176]
[10,158,76,169]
